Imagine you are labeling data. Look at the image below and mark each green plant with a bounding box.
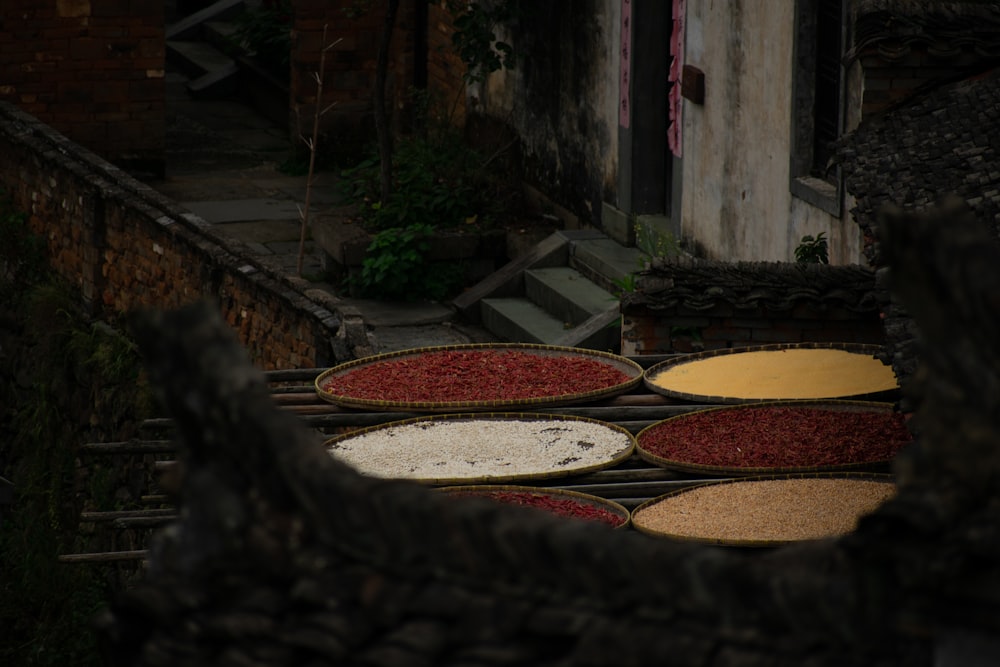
[795,232,829,264]
[635,221,681,259]
[0,190,46,305]
[341,0,375,20]
[354,223,465,301]
[0,508,108,667]
[229,0,292,79]
[611,273,638,297]
[0,283,152,666]
[670,325,704,341]
[339,131,506,232]
[447,0,519,85]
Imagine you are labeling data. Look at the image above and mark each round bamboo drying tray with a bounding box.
[322,412,636,485]
[643,342,899,404]
[439,484,630,529]
[315,342,644,412]
[630,472,896,547]
[635,400,910,476]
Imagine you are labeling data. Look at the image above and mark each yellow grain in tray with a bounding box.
[648,348,898,400]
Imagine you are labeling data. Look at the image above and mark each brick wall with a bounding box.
[0,0,166,174]
[620,260,885,355]
[426,0,467,124]
[0,102,344,371]
[858,44,984,117]
[289,0,466,159]
[621,302,885,355]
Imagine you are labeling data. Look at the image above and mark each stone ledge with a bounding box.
[311,213,559,293]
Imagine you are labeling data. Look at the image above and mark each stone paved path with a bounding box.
[147,67,498,355]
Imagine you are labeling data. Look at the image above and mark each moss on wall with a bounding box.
[0,195,154,666]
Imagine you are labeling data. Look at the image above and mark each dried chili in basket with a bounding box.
[451,490,625,526]
[638,405,913,469]
[321,349,631,402]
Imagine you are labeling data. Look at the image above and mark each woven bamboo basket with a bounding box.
[630,472,896,547]
[322,412,636,485]
[439,484,631,529]
[643,342,899,404]
[315,342,644,412]
[635,400,910,476]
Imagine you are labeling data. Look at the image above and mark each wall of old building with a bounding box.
[0,102,344,371]
[463,1,870,264]
[622,299,885,355]
[680,0,862,264]
[0,0,166,175]
[620,259,884,355]
[290,0,465,161]
[476,0,621,232]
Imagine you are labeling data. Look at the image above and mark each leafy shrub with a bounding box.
[1,286,151,667]
[230,0,292,79]
[795,232,830,264]
[340,130,506,232]
[353,223,466,301]
[0,190,46,306]
[447,0,518,84]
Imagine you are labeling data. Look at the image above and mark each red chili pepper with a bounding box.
[452,490,624,526]
[322,350,631,402]
[639,406,913,468]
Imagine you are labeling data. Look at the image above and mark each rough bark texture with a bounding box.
[95,206,1000,665]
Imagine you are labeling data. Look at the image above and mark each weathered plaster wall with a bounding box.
[681,0,862,264]
[0,102,344,371]
[480,0,620,229]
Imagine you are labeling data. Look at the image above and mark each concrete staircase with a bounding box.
[166,0,289,126]
[452,230,646,352]
[166,0,249,98]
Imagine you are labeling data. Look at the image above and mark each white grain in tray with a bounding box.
[326,418,631,480]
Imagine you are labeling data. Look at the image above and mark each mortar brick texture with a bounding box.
[1,102,343,370]
[622,304,884,355]
[290,0,467,143]
[858,46,984,117]
[0,0,165,171]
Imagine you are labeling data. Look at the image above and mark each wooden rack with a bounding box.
[63,357,730,564]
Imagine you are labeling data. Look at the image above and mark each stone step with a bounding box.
[571,237,645,293]
[480,296,619,351]
[188,61,240,98]
[166,39,239,98]
[524,266,618,327]
[451,231,570,321]
[456,229,647,352]
[550,305,621,352]
[480,297,573,346]
[166,0,246,41]
[203,20,240,54]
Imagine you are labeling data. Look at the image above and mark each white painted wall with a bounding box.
[475,0,865,265]
[679,0,863,264]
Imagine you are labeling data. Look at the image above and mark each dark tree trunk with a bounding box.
[375,0,400,204]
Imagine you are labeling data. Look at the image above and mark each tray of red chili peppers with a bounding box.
[315,343,644,411]
[635,400,914,476]
[440,485,630,529]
